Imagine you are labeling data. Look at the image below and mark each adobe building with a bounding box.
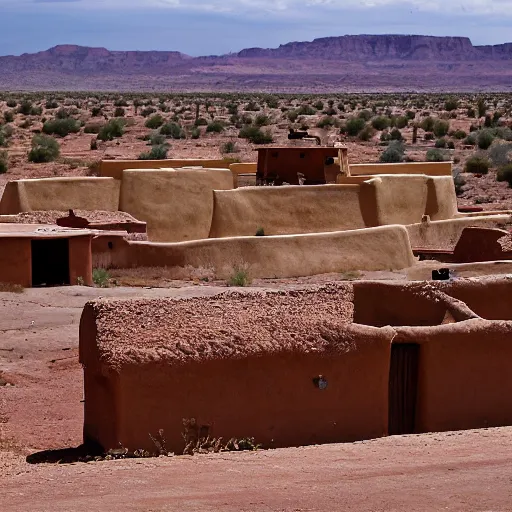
[0,224,93,287]
[80,277,512,454]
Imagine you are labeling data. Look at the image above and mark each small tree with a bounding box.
[420,116,435,132]
[28,134,60,163]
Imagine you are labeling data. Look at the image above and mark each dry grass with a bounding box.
[0,282,24,293]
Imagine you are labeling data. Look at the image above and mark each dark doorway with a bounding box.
[388,343,420,435]
[31,238,70,287]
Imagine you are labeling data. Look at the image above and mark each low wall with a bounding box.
[100,159,229,180]
[209,184,377,238]
[0,238,32,286]
[350,162,452,176]
[229,162,257,188]
[406,214,512,250]
[395,320,512,433]
[0,177,120,215]
[110,225,415,279]
[119,169,233,242]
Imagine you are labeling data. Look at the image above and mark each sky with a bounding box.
[1,0,512,56]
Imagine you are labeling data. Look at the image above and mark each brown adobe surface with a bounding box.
[2,209,139,224]
[86,284,354,369]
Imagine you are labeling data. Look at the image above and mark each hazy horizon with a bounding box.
[1,1,512,56]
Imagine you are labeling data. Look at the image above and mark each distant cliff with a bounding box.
[1,35,512,91]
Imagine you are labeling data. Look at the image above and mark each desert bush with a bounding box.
[84,122,104,134]
[141,106,156,117]
[114,98,128,107]
[358,109,372,121]
[453,171,466,196]
[221,141,238,154]
[43,117,80,137]
[493,126,512,141]
[255,226,265,236]
[228,265,251,287]
[6,99,16,108]
[148,132,166,146]
[489,142,512,167]
[28,134,60,163]
[406,110,416,120]
[244,101,260,112]
[346,117,366,136]
[389,128,403,141]
[3,111,14,123]
[114,107,125,117]
[18,100,33,115]
[194,117,208,126]
[254,114,271,127]
[206,120,225,133]
[358,124,375,141]
[313,100,324,111]
[395,116,409,129]
[265,96,279,109]
[467,107,476,118]
[190,127,201,139]
[286,110,299,122]
[450,129,467,140]
[160,122,185,139]
[444,98,458,111]
[297,104,315,116]
[238,125,273,144]
[316,116,337,129]
[91,106,102,117]
[371,116,390,131]
[145,114,164,129]
[55,107,71,119]
[464,132,478,145]
[496,164,512,187]
[426,149,445,162]
[0,150,7,173]
[380,141,404,163]
[90,138,98,150]
[465,154,490,174]
[45,99,59,109]
[93,268,111,288]
[138,144,168,160]
[477,98,486,118]
[435,138,447,148]
[477,129,494,150]
[420,116,435,132]
[433,119,450,137]
[97,118,124,141]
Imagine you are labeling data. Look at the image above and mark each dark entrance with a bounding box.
[31,238,70,287]
[388,343,419,435]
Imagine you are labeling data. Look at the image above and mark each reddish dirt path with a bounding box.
[3,428,512,511]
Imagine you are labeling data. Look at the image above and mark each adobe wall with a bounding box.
[350,162,452,176]
[119,169,233,242]
[394,320,512,433]
[208,184,377,238]
[0,178,120,215]
[0,238,31,287]
[68,236,93,287]
[120,225,415,279]
[100,159,229,180]
[80,287,393,453]
[406,214,512,250]
[229,162,257,188]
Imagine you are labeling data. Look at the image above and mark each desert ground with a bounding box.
[1,92,512,210]
[2,280,512,511]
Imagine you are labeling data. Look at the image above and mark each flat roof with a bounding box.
[0,223,93,239]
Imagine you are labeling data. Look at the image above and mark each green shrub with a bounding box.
[287,110,299,122]
[206,120,225,133]
[464,132,478,145]
[406,110,416,120]
[145,114,164,129]
[191,127,200,139]
[228,265,251,287]
[255,227,265,236]
[451,129,467,140]
[390,128,403,141]
[3,111,14,123]
[43,118,80,137]
[371,116,390,131]
[346,117,366,136]
[148,132,166,146]
[420,116,435,132]
[91,106,102,117]
[489,142,512,167]
[497,164,512,187]
[435,138,447,148]
[358,109,372,121]
[453,171,466,196]
[433,119,450,137]
[477,99,486,118]
[465,155,490,174]
[0,150,7,174]
[90,138,98,150]
[313,100,324,111]
[297,104,315,116]
[245,101,260,111]
[114,98,128,107]
[254,114,271,127]
[18,100,33,115]
[138,144,168,160]
[477,130,494,150]
[92,268,111,288]
[221,141,238,154]
[395,116,409,129]
[84,122,103,134]
[6,99,16,108]
[358,124,375,141]
[160,122,185,139]
[141,106,156,117]
[238,125,273,144]
[380,141,404,163]
[194,117,208,126]
[97,118,124,141]
[114,107,125,117]
[316,116,337,129]
[426,149,445,162]
[28,134,60,163]
[445,98,458,111]
[265,96,279,109]
[55,107,70,119]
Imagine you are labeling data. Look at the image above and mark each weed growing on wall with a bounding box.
[92,268,111,288]
[228,265,251,287]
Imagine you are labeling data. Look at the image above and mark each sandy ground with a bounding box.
[2,280,512,511]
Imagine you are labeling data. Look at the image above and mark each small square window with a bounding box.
[299,153,305,159]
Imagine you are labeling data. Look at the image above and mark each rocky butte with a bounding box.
[1,35,512,91]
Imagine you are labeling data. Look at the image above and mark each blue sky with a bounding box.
[1,0,512,56]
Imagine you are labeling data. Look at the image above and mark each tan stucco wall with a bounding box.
[209,184,376,238]
[100,159,229,180]
[119,169,233,242]
[229,162,257,188]
[350,162,452,176]
[406,214,512,249]
[116,225,415,279]
[0,177,120,215]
